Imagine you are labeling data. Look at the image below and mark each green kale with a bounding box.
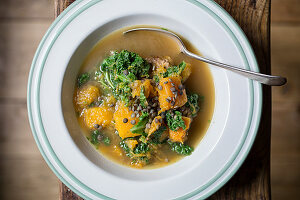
[153,75,160,83]
[186,93,201,117]
[130,112,149,135]
[166,110,186,131]
[120,140,131,157]
[120,140,150,164]
[163,61,186,78]
[139,86,148,108]
[168,141,193,156]
[89,130,110,146]
[133,142,149,154]
[103,137,110,145]
[90,130,100,145]
[99,50,151,104]
[149,125,167,144]
[77,73,90,87]
[131,156,149,165]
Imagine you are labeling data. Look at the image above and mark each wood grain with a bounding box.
[271,23,300,200]
[272,0,300,23]
[0,0,53,19]
[0,21,52,99]
[55,0,271,199]
[0,103,59,200]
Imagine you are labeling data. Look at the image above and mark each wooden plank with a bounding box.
[271,25,300,103]
[272,100,300,156]
[271,102,300,200]
[55,0,271,199]
[0,21,52,99]
[0,103,59,200]
[271,157,300,200]
[0,158,59,200]
[270,23,300,199]
[0,0,53,19]
[272,0,300,23]
[0,103,43,159]
[211,0,271,199]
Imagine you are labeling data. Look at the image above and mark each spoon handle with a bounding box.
[184,50,287,86]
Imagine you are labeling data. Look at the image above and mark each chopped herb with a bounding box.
[149,125,167,144]
[133,142,149,154]
[153,75,160,83]
[130,112,149,134]
[89,130,110,146]
[166,110,186,131]
[186,93,201,117]
[103,137,110,145]
[77,73,90,87]
[98,50,151,104]
[163,61,186,78]
[168,141,193,156]
[139,86,148,108]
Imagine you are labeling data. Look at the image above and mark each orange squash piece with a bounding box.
[181,62,192,82]
[131,79,153,98]
[158,76,187,111]
[169,117,191,143]
[124,139,138,150]
[83,106,113,129]
[113,102,141,139]
[76,85,100,109]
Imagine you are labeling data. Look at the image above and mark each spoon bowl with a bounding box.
[124,28,286,86]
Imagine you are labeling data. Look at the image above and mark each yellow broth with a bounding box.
[74,26,215,169]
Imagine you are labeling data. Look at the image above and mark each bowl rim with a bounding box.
[27,0,262,199]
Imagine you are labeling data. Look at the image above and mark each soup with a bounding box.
[73,26,215,169]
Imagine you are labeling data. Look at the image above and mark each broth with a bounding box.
[74,26,215,169]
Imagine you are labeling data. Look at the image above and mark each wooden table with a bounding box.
[56,0,271,199]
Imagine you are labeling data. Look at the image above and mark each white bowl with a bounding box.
[28,0,262,199]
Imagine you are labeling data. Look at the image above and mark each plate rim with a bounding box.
[27,0,262,199]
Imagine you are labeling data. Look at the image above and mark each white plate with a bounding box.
[28,0,262,199]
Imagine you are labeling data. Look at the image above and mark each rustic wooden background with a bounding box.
[0,0,299,199]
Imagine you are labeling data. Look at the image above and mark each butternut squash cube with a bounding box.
[83,106,113,129]
[181,62,192,82]
[158,76,187,111]
[76,85,100,109]
[169,117,191,143]
[113,102,141,139]
[131,79,154,98]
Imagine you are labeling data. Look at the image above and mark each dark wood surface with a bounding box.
[55,0,271,199]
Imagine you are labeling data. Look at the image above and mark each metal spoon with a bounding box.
[123,28,286,86]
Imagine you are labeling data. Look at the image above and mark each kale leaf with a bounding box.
[103,137,110,145]
[153,75,160,84]
[90,130,110,146]
[163,61,186,78]
[120,140,150,164]
[186,93,201,117]
[166,110,186,131]
[130,112,149,135]
[168,141,193,156]
[99,50,151,104]
[77,73,90,87]
[139,86,148,108]
[149,125,167,144]
[133,142,149,154]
